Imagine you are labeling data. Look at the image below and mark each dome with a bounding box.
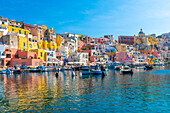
[139,29,144,34]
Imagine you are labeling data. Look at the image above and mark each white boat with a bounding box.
[107,62,121,69]
[120,66,133,74]
[114,65,122,70]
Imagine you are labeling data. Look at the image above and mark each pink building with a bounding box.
[6,49,42,66]
[17,50,37,59]
[151,51,161,58]
[97,37,110,44]
[115,52,134,65]
[77,40,84,50]
[3,48,18,66]
[10,59,42,67]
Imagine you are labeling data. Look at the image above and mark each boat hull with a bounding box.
[81,70,91,75]
[92,70,102,75]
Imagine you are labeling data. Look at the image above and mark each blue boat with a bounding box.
[92,69,102,75]
[81,66,91,75]
[0,70,7,74]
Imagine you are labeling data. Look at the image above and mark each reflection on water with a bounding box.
[0,66,169,112]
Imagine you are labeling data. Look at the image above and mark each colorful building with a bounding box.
[118,36,134,45]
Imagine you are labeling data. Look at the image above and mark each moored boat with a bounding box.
[114,65,122,70]
[92,69,102,75]
[81,66,91,75]
[121,66,133,74]
[13,69,23,74]
[144,65,153,70]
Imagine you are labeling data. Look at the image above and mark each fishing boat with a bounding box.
[38,66,49,72]
[0,67,7,74]
[107,62,121,69]
[144,65,153,70]
[0,70,6,74]
[92,69,102,75]
[120,66,133,74]
[81,66,91,75]
[114,65,122,70]
[12,66,23,74]
[29,66,41,72]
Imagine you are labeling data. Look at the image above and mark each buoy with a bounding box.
[76,74,77,76]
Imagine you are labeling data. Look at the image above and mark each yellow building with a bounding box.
[31,49,45,62]
[27,34,38,51]
[116,44,127,52]
[2,24,29,51]
[78,35,83,40]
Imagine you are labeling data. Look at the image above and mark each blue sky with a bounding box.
[1,0,170,40]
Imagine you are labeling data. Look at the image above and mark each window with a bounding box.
[11,41,13,45]
[41,52,43,57]
[23,43,25,47]
[29,44,32,48]
[19,30,21,34]
[24,31,26,35]
[12,29,14,31]
[22,62,26,66]
[120,54,122,57]
[16,22,18,25]
[2,22,4,24]
[36,62,38,66]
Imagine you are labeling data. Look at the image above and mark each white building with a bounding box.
[104,35,114,42]
[0,25,8,35]
[0,17,8,25]
[162,32,170,39]
[68,52,89,65]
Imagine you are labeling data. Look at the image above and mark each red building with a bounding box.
[118,36,134,45]
[85,36,93,43]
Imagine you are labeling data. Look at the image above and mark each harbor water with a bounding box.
[0,66,169,112]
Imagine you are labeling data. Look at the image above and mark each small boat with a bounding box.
[13,66,23,74]
[29,68,41,72]
[38,66,48,72]
[13,69,22,74]
[114,65,122,70]
[28,66,41,72]
[81,66,92,75]
[0,67,7,74]
[72,66,81,71]
[61,66,72,71]
[144,65,153,70]
[92,69,102,75]
[0,70,6,74]
[121,66,133,74]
